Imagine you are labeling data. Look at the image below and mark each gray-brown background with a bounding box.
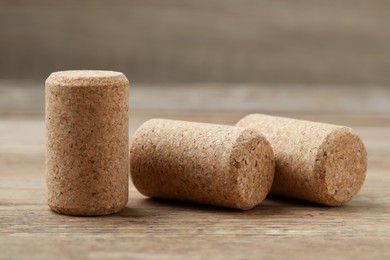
[1,0,390,84]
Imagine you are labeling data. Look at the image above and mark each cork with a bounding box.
[46,70,129,216]
[129,119,275,210]
[236,114,367,206]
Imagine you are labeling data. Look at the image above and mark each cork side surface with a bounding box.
[46,70,129,216]
[130,119,274,210]
[236,113,368,206]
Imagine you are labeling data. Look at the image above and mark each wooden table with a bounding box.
[1,84,389,259]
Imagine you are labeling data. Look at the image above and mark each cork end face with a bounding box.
[229,129,275,210]
[315,128,367,206]
[46,70,129,87]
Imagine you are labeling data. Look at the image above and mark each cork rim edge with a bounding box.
[46,70,129,87]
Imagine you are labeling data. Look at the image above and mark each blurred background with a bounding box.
[2,0,390,84]
[0,0,389,122]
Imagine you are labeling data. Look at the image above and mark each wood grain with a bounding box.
[1,113,389,259]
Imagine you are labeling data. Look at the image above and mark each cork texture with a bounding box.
[130,119,275,210]
[46,70,129,216]
[236,114,367,206]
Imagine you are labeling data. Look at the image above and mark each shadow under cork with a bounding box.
[137,197,299,217]
[46,206,144,219]
[127,198,299,220]
[265,195,329,208]
[263,194,384,215]
[143,196,328,209]
[115,206,146,218]
[143,198,241,213]
[129,194,381,217]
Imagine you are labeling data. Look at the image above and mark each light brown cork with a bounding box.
[130,119,275,210]
[236,114,367,206]
[46,70,129,216]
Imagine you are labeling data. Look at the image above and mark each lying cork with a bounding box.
[46,70,129,216]
[129,119,275,210]
[236,114,367,206]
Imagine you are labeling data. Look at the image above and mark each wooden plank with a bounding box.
[0,118,389,258]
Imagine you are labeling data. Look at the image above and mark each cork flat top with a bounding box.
[46,70,128,87]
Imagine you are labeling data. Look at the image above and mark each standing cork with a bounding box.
[130,119,275,210]
[236,114,367,206]
[46,70,129,216]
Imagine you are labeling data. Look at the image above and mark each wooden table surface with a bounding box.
[1,83,389,259]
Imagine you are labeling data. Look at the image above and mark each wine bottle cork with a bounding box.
[46,70,129,216]
[130,119,275,210]
[236,114,367,206]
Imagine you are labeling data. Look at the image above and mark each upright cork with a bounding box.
[46,70,129,216]
[130,119,275,210]
[236,114,367,206]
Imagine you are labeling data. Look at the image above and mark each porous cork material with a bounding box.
[130,119,275,210]
[236,114,368,206]
[46,70,129,216]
